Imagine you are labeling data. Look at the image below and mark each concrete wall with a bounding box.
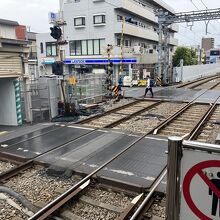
[0,78,18,126]
[174,63,220,82]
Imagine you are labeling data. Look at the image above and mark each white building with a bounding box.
[37,0,178,82]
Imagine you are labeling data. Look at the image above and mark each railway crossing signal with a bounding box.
[50,26,62,40]
[52,61,64,75]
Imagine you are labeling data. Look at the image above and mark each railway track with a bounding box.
[211,81,220,90]
[176,74,220,89]
[1,90,219,219]
[153,103,211,138]
[58,183,134,220]
[113,102,185,134]
[78,100,159,128]
[0,163,83,219]
[0,160,16,174]
[192,78,220,90]
[187,99,220,143]
[27,122,167,220]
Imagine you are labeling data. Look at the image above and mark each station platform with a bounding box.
[0,123,167,192]
[123,87,220,103]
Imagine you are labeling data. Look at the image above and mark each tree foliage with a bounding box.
[173,47,198,67]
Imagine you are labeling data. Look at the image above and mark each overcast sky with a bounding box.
[0,0,220,47]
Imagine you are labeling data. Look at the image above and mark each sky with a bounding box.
[0,0,220,47]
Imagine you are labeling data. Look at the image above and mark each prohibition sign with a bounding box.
[183,160,220,220]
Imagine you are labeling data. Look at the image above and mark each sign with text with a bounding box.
[48,12,58,24]
[180,149,220,220]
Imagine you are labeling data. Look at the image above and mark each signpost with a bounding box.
[48,12,58,24]
[179,146,220,220]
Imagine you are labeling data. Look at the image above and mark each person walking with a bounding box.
[144,75,154,98]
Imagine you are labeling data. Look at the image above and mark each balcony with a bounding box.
[117,0,178,33]
[115,21,159,42]
[115,21,178,46]
[169,38,178,46]
[119,0,158,23]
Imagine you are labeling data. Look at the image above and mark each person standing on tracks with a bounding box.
[144,75,154,98]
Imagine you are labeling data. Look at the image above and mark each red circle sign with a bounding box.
[183,160,220,220]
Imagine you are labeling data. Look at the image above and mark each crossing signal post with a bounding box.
[50,26,62,40]
[52,61,64,76]
[49,20,69,115]
[105,44,114,97]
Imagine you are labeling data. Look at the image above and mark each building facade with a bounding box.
[202,37,214,52]
[0,19,31,125]
[37,0,178,83]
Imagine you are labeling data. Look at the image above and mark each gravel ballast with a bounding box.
[114,102,185,134]
[0,161,15,174]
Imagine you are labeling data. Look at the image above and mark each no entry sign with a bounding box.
[180,149,220,220]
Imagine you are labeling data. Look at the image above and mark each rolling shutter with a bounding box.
[0,52,22,78]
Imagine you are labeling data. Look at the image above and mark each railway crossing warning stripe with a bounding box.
[183,160,220,220]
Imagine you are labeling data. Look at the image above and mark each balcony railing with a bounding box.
[115,21,178,46]
[128,0,155,13]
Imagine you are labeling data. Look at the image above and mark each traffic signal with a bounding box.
[52,61,63,75]
[50,26,62,40]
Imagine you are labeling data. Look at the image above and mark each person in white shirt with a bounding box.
[144,75,154,98]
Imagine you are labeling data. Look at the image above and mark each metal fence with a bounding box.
[20,77,59,123]
[72,73,106,105]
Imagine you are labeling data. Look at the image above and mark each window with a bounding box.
[46,42,57,57]
[100,39,105,54]
[75,41,81,55]
[94,39,100,55]
[40,42,44,54]
[82,40,87,55]
[125,40,130,47]
[117,15,123,21]
[69,41,76,55]
[87,40,93,55]
[70,39,105,56]
[117,39,121,46]
[74,17,85,26]
[93,15,105,24]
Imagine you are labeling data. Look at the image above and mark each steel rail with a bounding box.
[129,168,167,220]
[0,160,34,183]
[0,126,102,182]
[105,101,162,128]
[188,75,220,89]
[152,88,216,135]
[76,99,141,124]
[188,96,220,141]
[0,100,138,148]
[176,74,219,89]
[208,81,220,90]
[28,126,161,220]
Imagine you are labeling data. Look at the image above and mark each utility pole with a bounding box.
[119,17,125,84]
[156,7,220,85]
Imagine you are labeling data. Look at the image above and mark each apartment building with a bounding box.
[202,37,214,52]
[37,0,178,82]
